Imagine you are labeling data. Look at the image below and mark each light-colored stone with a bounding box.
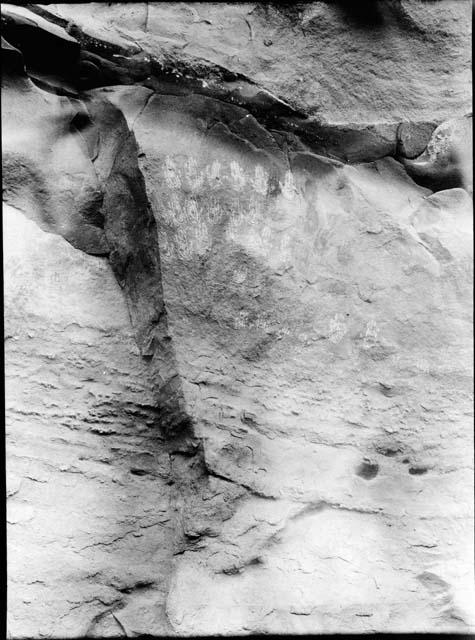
[3,2,473,637]
[4,203,176,638]
[100,86,473,634]
[45,0,472,123]
[403,115,473,193]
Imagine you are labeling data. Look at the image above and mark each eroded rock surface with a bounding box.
[3,2,474,637]
[4,203,176,637]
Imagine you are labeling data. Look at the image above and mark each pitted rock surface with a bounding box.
[3,2,473,637]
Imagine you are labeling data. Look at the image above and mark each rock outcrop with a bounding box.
[3,2,473,637]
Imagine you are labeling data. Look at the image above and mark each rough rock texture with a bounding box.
[5,203,176,637]
[3,2,474,637]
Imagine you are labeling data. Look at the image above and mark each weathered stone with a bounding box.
[4,203,176,638]
[106,88,472,633]
[1,71,108,255]
[396,121,438,159]
[38,0,472,123]
[3,1,473,637]
[403,115,473,192]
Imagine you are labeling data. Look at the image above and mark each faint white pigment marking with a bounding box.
[232,309,292,337]
[247,198,262,226]
[174,227,193,260]
[192,217,210,256]
[328,313,347,343]
[230,161,247,190]
[233,266,248,284]
[260,225,272,245]
[206,160,221,185]
[159,156,296,259]
[164,192,181,225]
[163,156,181,189]
[184,156,204,190]
[206,199,222,225]
[252,165,269,195]
[235,310,250,329]
[363,318,379,347]
[279,170,298,200]
[184,198,200,223]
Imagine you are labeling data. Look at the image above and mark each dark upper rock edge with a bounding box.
[3,1,468,175]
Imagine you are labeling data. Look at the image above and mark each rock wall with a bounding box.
[3,2,474,637]
[5,203,176,637]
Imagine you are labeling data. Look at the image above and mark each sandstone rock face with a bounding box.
[5,204,178,638]
[3,2,473,637]
[35,0,472,123]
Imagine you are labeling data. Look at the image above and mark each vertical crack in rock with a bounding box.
[80,95,218,558]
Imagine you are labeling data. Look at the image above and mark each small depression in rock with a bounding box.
[356,461,379,480]
[409,466,428,476]
[377,446,401,457]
